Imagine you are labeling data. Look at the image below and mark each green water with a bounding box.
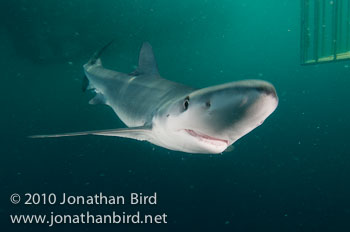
[1,0,350,231]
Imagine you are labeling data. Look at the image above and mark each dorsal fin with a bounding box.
[135,42,160,77]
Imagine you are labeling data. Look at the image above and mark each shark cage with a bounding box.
[301,0,350,64]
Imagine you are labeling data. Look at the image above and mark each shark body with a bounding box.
[31,42,278,154]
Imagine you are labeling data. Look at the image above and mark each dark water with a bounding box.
[1,0,350,231]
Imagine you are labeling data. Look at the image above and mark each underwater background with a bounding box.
[1,0,350,231]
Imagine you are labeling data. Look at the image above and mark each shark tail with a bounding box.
[87,40,114,66]
[82,40,114,92]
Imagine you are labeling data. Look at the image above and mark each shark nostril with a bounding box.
[254,86,277,98]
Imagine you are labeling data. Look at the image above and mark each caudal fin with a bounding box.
[82,40,115,92]
[87,40,114,66]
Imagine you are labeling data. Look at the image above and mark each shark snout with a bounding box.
[253,84,277,98]
[233,80,278,100]
[238,80,279,116]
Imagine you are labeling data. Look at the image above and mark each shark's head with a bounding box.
[153,80,278,154]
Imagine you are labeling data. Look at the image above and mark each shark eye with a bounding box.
[183,96,190,110]
[206,101,211,107]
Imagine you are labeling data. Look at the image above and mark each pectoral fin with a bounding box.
[29,126,153,141]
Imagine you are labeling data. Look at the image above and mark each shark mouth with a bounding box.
[185,129,229,146]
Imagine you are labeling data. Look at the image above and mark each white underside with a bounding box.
[148,94,277,154]
[150,120,229,154]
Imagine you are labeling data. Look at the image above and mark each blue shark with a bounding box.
[31,42,278,154]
